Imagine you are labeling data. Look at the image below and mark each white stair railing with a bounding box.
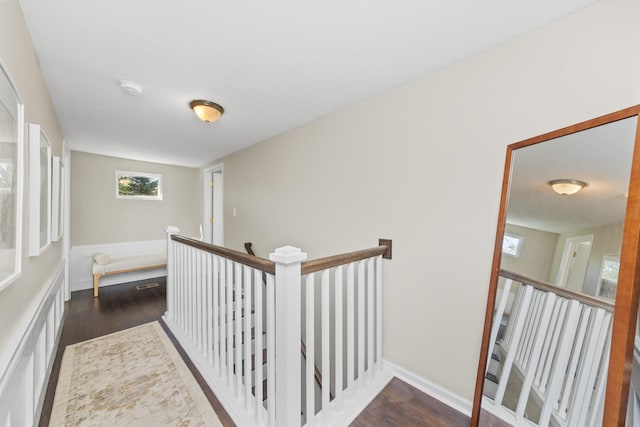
[483,269,614,427]
[162,227,393,427]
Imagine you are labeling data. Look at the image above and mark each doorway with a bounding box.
[556,234,593,293]
[203,163,223,245]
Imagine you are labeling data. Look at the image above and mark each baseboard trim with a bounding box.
[384,360,473,417]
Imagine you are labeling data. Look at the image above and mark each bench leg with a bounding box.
[93,274,101,298]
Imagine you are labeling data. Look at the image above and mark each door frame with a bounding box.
[556,234,594,289]
[203,163,223,245]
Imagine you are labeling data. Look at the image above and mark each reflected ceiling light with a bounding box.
[548,179,587,195]
[189,100,224,123]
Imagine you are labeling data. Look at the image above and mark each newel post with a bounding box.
[270,245,307,427]
[165,226,180,321]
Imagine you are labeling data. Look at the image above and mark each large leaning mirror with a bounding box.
[471,106,640,427]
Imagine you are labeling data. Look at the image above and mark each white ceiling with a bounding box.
[17,0,598,167]
[507,116,637,234]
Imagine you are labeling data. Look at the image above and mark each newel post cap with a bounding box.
[166,225,180,234]
[269,245,307,264]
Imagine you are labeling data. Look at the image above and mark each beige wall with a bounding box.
[203,0,640,402]
[502,224,558,281]
[70,151,200,246]
[0,0,65,352]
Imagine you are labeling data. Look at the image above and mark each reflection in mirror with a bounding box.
[479,116,637,427]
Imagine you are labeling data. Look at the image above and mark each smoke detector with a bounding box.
[119,80,143,96]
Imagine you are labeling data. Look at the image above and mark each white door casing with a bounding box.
[203,163,223,246]
[556,234,594,292]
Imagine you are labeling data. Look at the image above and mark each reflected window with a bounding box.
[598,254,620,300]
[502,233,523,257]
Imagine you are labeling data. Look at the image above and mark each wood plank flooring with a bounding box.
[39,278,478,427]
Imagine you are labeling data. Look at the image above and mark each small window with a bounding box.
[597,254,620,300]
[502,233,523,258]
[115,170,163,200]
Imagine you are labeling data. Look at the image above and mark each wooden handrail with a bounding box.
[174,235,392,277]
[301,245,389,275]
[500,269,614,312]
[172,235,276,274]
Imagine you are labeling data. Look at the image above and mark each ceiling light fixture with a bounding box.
[189,100,224,123]
[548,179,587,195]
[119,80,143,96]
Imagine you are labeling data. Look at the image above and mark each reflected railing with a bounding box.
[483,269,613,427]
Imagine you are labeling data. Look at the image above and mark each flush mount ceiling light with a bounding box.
[548,179,587,195]
[119,80,143,96]
[189,100,224,123]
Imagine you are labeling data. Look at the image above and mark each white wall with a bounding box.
[203,0,640,403]
[0,0,65,360]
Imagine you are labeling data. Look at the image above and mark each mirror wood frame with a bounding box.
[471,105,640,427]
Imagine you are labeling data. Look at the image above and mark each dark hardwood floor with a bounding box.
[39,277,477,427]
[38,277,234,427]
[351,378,470,427]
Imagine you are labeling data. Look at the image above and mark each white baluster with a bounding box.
[515,292,556,420]
[235,262,243,397]
[196,250,203,352]
[201,251,207,355]
[503,283,525,349]
[165,226,180,320]
[174,243,181,328]
[269,246,306,427]
[494,284,534,405]
[512,285,531,364]
[376,256,382,370]
[588,325,611,427]
[487,278,513,371]
[226,259,234,387]
[520,290,543,369]
[347,262,355,387]
[212,254,219,370]
[178,244,184,330]
[537,298,567,392]
[334,265,344,407]
[188,246,194,342]
[322,269,330,413]
[538,299,582,427]
[367,258,374,376]
[254,269,263,423]
[266,274,276,427]
[206,253,213,364]
[357,260,365,380]
[559,306,591,417]
[568,308,609,426]
[305,273,315,422]
[244,266,252,410]
[219,257,227,380]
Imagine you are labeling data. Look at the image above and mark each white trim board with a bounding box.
[70,239,167,292]
[384,360,473,417]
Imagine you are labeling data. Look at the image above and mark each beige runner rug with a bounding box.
[49,322,222,426]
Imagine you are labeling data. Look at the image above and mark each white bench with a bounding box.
[92,252,167,297]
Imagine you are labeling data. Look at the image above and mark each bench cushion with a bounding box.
[92,253,167,275]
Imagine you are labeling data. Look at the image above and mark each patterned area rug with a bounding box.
[49,322,222,426]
